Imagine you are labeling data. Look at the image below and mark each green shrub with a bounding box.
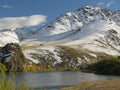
[0,63,7,72]
[87,56,120,75]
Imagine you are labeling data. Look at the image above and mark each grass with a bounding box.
[0,64,34,90]
[0,73,34,90]
[61,79,120,90]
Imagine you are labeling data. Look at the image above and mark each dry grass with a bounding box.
[61,80,120,90]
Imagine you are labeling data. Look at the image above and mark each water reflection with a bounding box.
[3,72,120,90]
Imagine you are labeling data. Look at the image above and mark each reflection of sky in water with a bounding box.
[3,72,120,90]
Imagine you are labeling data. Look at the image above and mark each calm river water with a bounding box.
[5,71,120,90]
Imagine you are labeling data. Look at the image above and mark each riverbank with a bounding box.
[61,79,120,90]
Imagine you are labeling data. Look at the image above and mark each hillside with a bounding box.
[22,6,120,68]
[0,6,120,71]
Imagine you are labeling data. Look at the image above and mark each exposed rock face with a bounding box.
[0,43,26,72]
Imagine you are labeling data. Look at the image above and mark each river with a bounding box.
[5,71,120,90]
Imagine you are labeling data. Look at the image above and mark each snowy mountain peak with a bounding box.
[0,27,34,46]
[76,5,100,11]
[31,6,113,38]
[0,6,120,66]
[26,6,120,55]
[76,6,112,15]
[0,6,119,44]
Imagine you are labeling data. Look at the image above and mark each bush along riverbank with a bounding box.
[84,55,120,75]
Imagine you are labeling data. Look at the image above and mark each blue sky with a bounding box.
[0,0,120,29]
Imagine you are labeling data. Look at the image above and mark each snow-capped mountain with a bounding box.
[28,6,120,44]
[0,27,34,46]
[32,6,112,36]
[26,6,120,55]
[1,6,120,68]
[0,29,19,46]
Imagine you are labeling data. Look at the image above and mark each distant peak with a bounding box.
[84,6,95,9]
[76,6,100,11]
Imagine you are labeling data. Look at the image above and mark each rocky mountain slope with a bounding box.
[0,43,27,72]
[0,6,120,71]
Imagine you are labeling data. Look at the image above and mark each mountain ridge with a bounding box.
[0,6,120,68]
